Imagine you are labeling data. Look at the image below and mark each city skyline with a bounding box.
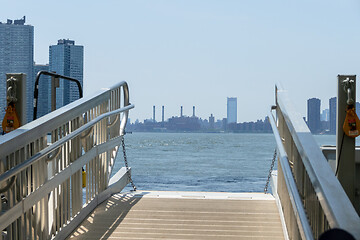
[2,1,360,123]
[133,94,359,135]
[144,94,359,124]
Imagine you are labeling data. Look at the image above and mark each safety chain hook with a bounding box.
[121,135,137,191]
[264,148,277,194]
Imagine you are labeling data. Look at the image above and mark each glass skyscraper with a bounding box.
[0,17,34,124]
[49,39,83,109]
[227,97,237,124]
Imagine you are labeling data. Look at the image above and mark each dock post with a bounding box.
[336,75,356,207]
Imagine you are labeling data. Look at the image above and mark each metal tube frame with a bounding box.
[33,71,84,120]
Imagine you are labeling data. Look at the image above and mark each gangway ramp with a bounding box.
[68,191,285,240]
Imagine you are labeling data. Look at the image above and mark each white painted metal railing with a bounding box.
[269,85,360,239]
[0,81,134,239]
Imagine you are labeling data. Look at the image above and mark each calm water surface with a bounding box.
[112,133,336,193]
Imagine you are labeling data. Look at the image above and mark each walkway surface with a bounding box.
[68,191,285,240]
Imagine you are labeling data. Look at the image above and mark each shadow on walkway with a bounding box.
[68,192,147,239]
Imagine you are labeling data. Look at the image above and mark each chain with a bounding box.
[264,148,277,194]
[121,135,137,191]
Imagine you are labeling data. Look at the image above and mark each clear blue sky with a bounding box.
[2,1,360,122]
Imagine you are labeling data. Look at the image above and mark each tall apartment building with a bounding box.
[49,39,83,109]
[227,97,237,124]
[329,97,336,135]
[0,16,34,123]
[33,64,50,118]
[307,98,321,133]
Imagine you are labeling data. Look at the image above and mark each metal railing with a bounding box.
[0,81,134,239]
[269,85,360,239]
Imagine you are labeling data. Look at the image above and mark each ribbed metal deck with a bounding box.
[68,191,285,240]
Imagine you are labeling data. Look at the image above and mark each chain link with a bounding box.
[121,135,137,191]
[264,148,277,194]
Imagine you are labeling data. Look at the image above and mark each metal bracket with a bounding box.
[46,147,61,162]
[342,78,355,105]
[6,77,18,103]
[107,114,119,128]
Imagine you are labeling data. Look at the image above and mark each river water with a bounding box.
[112,133,336,193]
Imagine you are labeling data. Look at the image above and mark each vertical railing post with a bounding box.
[336,75,356,207]
[51,76,59,111]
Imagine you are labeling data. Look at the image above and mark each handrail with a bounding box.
[272,84,360,238]
[268,109,314,240]
[0,104,134,184]
[0,81,129,157]
[0,80,134,239]
[33,70,83,120]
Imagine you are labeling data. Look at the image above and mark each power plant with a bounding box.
[127,104,271,133]
[152,105,196,121]
[141,105,201,131]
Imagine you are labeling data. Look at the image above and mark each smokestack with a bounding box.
[162,106,164,122]
[181,106,183,117]
[193,106,195,117]
[153,105,155,122]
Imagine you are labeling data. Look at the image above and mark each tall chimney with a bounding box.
[193,106,195,117]
[162,106,164,122]
[153,105,155,122]
[181,106,183,117]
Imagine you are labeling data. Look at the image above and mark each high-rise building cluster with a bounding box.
[307,96,360,134]
[0,16,84,127]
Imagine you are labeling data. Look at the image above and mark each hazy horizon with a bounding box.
[2,1,360,122]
